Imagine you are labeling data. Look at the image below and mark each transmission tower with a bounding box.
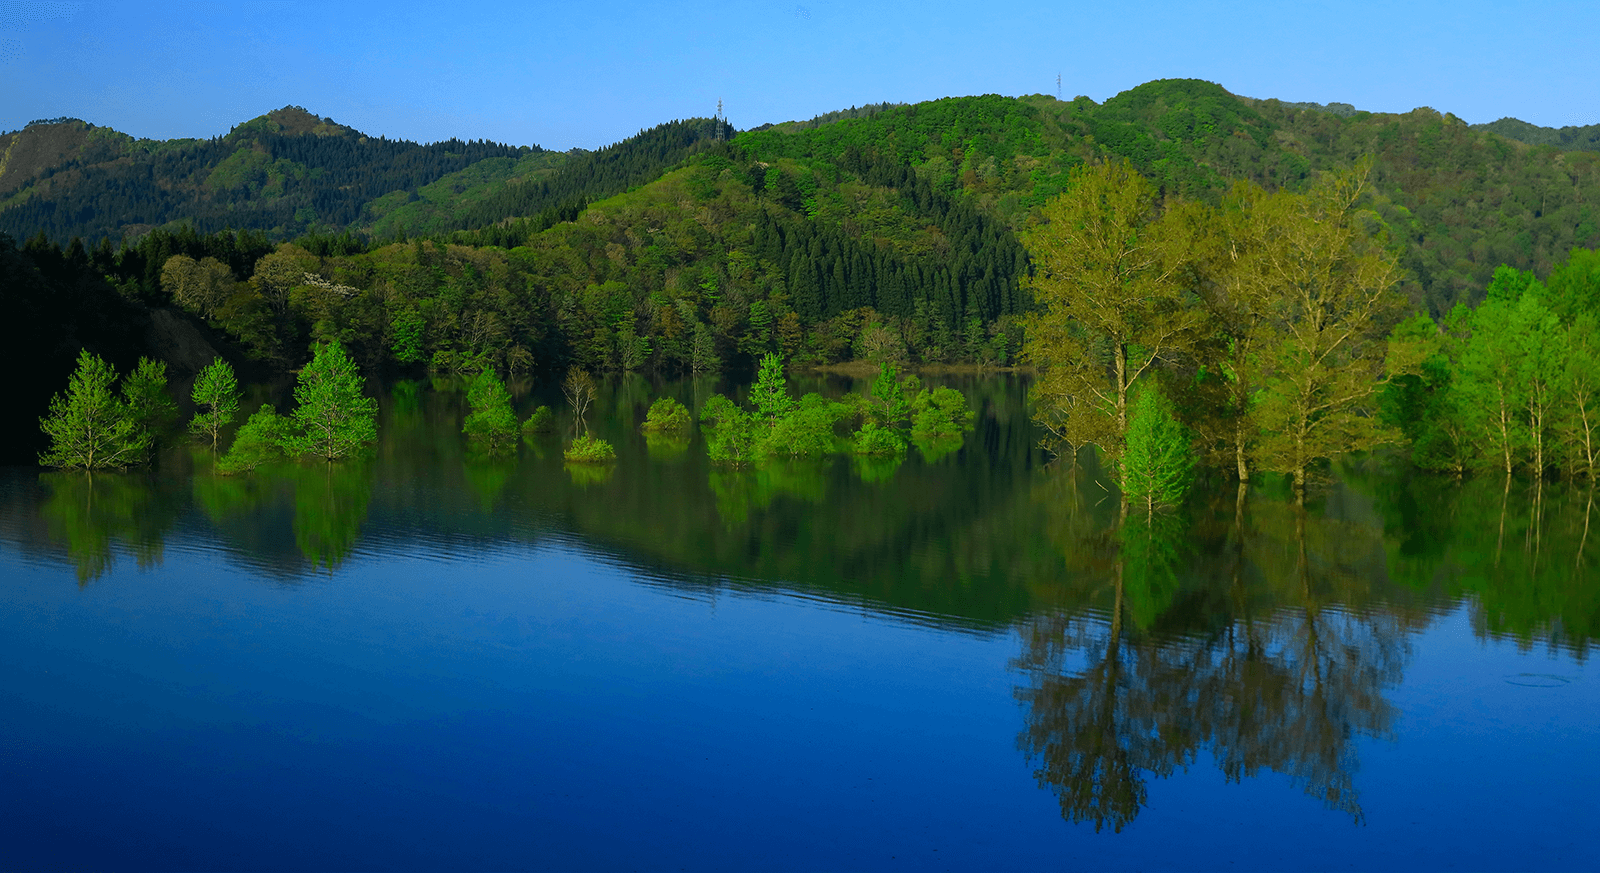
[716,98,725,141]
[1057,74,1061,100]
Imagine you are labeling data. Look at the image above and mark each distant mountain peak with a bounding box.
[229,106,358,140]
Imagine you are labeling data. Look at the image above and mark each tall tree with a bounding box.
[1241,164,1405,501]
[1020,160,1203,474]
[189,357,241,450]
[285,342,377,461]
[39,350,149,470]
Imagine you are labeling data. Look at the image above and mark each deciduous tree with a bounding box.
[189,357,241,451]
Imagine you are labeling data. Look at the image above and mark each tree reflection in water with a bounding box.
[39,470,184,584]
[1015,468,1407,831]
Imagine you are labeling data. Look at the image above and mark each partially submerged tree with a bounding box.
[216,404,289,474]
[39,350,149,470]
[463,367,518,455]
[1224,164,1405,500]
[284,341,377,461]
[1120,382,1196,517]
[189,357,241,451]
[1021,160,1204,473]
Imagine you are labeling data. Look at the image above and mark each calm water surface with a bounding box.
[2,375,1596,871]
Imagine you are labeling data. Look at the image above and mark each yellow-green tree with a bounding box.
[1020,161,1203,474]
[1236,165,1405,500]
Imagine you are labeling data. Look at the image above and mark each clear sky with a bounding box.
[2,0,1596,150]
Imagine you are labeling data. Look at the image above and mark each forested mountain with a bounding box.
[0,108,736,245]
[0,107,539,242]
[7,82,1599,318]
[8,79,1600,466]
[1470,117,1600,152]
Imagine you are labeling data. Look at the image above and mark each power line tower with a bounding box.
[1057,74,1062,100]
[716,98,725,141]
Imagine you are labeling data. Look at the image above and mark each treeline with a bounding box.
[0,107,533,242]
[453,117,735,231]
[1023,159,1600,509]
[1385,252,1600,477]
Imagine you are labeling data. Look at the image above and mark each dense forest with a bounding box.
[6,78,1600,478]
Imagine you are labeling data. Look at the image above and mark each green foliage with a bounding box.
[699,393,739,427]
[765,394,847,457]
[704,403,760,465]
[216,404,289,474]
[750,353,797,423]
[852,421,907,456]
[462,368,519,454]
[390,306,425,364]
[641,396,691,432]
[521,405,555,434]
[38,350,149,469]
[563,432,616,463]
[866,363,912,428]
[1120,382,1196,515]
[121,357,176,459]
[910,386,974,439]
[189,357,240,450]
[284,341,378,461]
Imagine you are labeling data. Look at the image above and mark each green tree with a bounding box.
[1242,165,1405,500]
[39,350,149,470]
[462,367,518,455]
[121,357,176,461]
[189,357,241,451]
[1120,382,1196,517]
[216,404,288,474]
[641,396,692,432]
[749,352,796,424]
[1557,313,1600,477]
[285,342,377,461]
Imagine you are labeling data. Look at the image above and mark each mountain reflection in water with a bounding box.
[2,374,1596,855]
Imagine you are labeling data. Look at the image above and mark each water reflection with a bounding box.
[5,377,1597,832]
[39,470,184,583]
[1014,467,1409,831]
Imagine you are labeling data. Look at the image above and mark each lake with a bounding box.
[2,374,1596,871]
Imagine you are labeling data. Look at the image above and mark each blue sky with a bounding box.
[2,0,1596,150]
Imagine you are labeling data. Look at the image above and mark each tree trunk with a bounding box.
[1234,419,1249,481]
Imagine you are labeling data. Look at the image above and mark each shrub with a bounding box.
[641,396,692,432]
[522,405,555,434]
[217,404,289,474]
[852,421,906,456]
[764,394,846,457]
[563,433,616,463]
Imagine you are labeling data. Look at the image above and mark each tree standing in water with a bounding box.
[1020,160,1203,476]
[463,367,518,455]
[1120,382,1195,518]
[189,357,241,451]
[285,342,377,461]
[39,350,149,470]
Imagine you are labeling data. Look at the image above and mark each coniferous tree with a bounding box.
[285,342,377,461]
[463,367,518,455]
[39,350,148,470]
[1121,382,1196,517]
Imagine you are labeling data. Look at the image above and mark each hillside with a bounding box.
[6,83,1600,319]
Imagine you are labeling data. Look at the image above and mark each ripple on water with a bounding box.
[1504,673,1575,687]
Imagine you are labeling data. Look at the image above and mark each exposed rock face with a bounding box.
[144,308,222,377]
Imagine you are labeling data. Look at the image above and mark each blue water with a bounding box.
[3,525,1595,871]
